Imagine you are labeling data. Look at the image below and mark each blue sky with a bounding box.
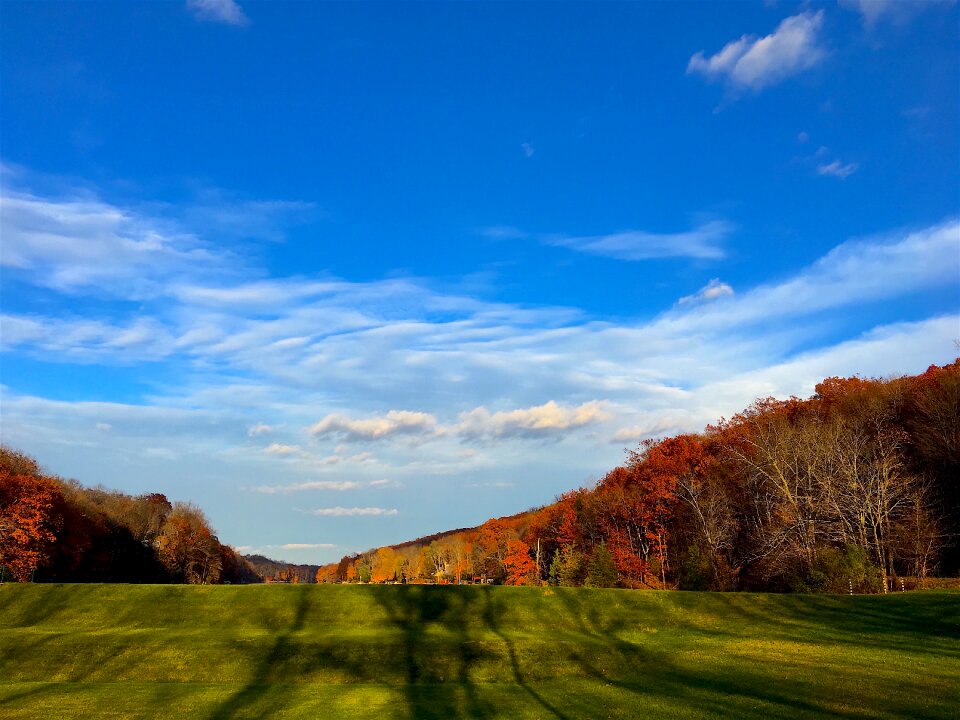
[1,0,958,564]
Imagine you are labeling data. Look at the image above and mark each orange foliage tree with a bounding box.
[0,469,62,581]
[503,539,537,585]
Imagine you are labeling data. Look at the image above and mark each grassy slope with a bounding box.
[1,585,958,719]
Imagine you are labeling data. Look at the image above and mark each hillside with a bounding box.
[322,361,960,592]
[1,583,958,719]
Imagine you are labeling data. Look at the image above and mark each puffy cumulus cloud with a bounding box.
[186,0,249,26]
[547,220,731,261]
[309,410,439,442]
[678,278,734,306]
[262,443,301,456]
[688,11,825,93]
[455,401,610,441]
[309,507,398,517]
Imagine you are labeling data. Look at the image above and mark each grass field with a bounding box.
[1,584,958,719]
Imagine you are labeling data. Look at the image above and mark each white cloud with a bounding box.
[688,11,825,92]
[838,0,953,27]
[309,507,399,517]
[3,167,958,556]
[253,479,383,494]
[817,160,859,179]
[678,278,734,305]
[0,180,311,300]
[521,143,535,158]
[187,0,249,26]
[0,191,221,298]
[369,479,402,488]
[247,422,272,437]
[240,543,337,554]
[309,410,439,442]
[547,220,732,261]
[263,443,301,456]
[455,400,609,441]
[611,412,696,444]
[95,422,112,431]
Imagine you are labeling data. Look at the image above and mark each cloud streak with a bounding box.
[309,507,399,517]
[187,0,249,26]
[546,220,732,261]
[2,169,957,564]
[817,160,859,179]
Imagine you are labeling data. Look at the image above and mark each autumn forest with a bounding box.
[3,360,958,593]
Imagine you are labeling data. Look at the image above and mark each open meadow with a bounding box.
[1,584,958,719]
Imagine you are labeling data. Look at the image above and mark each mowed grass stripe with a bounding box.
[1,585,958,719]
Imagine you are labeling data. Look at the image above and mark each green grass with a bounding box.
[1,584,958,719]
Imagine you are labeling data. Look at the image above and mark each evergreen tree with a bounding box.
[585,542,618,588]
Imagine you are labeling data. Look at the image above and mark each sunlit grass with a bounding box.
[1,584,958,719]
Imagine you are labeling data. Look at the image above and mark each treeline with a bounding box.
[245,555,320,584]
[0,447,260,584]
[324,361,959,592]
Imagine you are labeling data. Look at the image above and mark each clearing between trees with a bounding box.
[1,584,958,719]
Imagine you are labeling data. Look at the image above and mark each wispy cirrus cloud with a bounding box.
[838,0,954,28]
[0,191,222,297]
[688,11,825,93]
[263,443,301,456]
[308,507,399,517]
[2,168,957,564]
[187,0,249,26]
[546,220,733,261]
[255,480,362,494]
[253,478,400,494]
[817,160,859,179]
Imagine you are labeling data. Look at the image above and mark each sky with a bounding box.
[1,0,958,565]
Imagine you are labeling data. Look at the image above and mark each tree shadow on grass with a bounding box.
[477,587,571,720]
[207,587,335,720]
[551,588,958,720]
[371,585,494,720]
